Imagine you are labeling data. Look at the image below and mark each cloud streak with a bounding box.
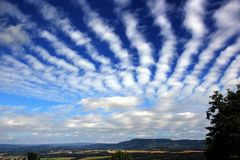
[121,12,154,85]
[168,0,207,87]
[77,0,132,68]
[184,0,240,92]
[148,0,177,83]
[80,96,141,111]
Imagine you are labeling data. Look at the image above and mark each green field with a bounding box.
[41,158,75,160]
[39,151,205,160]
[40,156,111,160]
[79,156,111,160]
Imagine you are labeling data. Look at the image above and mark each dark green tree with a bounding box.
[206,85,240,160]
[111,151,132,160]
[27,152,40,160]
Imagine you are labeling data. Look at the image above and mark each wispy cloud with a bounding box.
[168,0,207,87]
[184,0,240,92]
[121,12,154,85]
[197,38,240,92]
[25,0,111,66]
[32,45,79,72]
[219,54,240,90]
[148,0,176,84]
[0,1,29,24]
[77,0,132,69]
[41,30,95,71]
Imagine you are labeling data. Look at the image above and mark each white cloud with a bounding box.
[79,96,141,111]
[0,1,95,101]
[0,99,207,143]
[122,12,154,67]
[27,0,88,44]
[148,0,176,83]
[41,30,95,71]
[77,0,131,69]
[184,0,206,37]
[184,0,240,93]
[0,1,29,24]
[121,12,154,85]
[0,25,29,46]
[213,0,240,32]
[0,53,81,102]
[32,45,79,72]
[24,0,111,66]
[168,0,207,85]
[104,75,122,91]
[119,70,137,88]
[64,108,206,141]
[65,114,105,128]
[220,54,240,89]
[197,38,240,91]
[136,67,151,85]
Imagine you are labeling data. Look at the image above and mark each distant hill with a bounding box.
[81,139,205,151]
[0,139,205,154]
[119,139,205,150]
[0,143,91,154]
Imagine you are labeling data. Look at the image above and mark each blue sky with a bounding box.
[0,0,239,144]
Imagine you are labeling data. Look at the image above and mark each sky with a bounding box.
[0,0,239,144]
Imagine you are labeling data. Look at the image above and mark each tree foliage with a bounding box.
[206,85,240,159]
[111,151,132,160]
[27,152,40,160]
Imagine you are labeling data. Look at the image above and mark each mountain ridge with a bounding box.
[82,138,205,150]
[0,138,205,153]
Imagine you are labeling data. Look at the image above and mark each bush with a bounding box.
[111,151,132,160]
[27,152,40,160]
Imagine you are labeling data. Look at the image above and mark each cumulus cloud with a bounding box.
[213,0,240,32]
[136,67,151,85]
[119,70,137,88]
[0,92,208,143]
[64,106,206,142]
[0,25,29,46]
[184,0,206,37]
[79,96,141,111]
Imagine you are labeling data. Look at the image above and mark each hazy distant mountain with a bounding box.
[0,143,91,153]
[81,139,205,151]
[0,139,205,154]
